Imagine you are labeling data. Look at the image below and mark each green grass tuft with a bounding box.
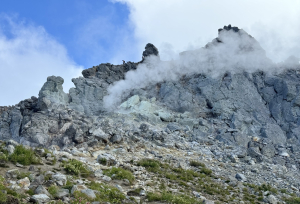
[190,160,206,168]
[103,167,135,184]
[137,159,161,172]
[48,185,59,197]
[147,191,202,204]
[9,145,41,165]
[61,159,91,177]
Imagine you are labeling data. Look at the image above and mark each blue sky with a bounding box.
[0,0,299,106]
[0,0,137,67]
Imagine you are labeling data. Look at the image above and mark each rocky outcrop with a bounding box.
[142,43,159,58]
[37,76,68,111]
[1,25,300,172]
[69,62,138,115]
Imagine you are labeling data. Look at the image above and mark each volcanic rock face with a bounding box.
[142,43,159,58]
[1,25,300,169]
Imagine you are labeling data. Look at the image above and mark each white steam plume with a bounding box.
[103,29,298,109]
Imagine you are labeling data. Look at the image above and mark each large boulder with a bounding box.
[37,76,68,110]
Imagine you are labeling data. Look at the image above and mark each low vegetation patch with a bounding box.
[137,159,162,173]
[61,159,91,177]
[9,145,41,165]
[190,160,206,168]
[17,171,31,180]
[284,196,300,204]
[62,178,75,193]
[99,158,107,165]
[138,158,279,203]
[147,191,202,204]
[0,175,28,202]
[48,185,59,198]
[71,181,126,204]
[0,176,7,203]
[103,167,135,184]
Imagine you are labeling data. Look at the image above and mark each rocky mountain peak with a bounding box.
[1,26,300,203]
[218,24,240,33]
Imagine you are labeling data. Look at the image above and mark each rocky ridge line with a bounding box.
[0,25,300,203]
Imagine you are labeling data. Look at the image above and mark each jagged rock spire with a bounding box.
[142,43,159,58]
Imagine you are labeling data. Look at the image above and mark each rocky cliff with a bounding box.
[1,25,300,169]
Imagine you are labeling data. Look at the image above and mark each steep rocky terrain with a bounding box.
[1,25,300,204]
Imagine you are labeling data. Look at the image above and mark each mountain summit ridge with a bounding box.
[1,25,300,203]
[0,24,300,155]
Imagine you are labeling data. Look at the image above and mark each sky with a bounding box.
[0,0,300,106]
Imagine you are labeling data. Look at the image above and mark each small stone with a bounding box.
[35,149,45,156]
[6,145,15,155]
[81,189,96,199]
[291,185,298,191]
[94,169,103,178]
[140,190,146,196]
[248,160,255,165]
[71,185,87,194]
[29,165,35,171]
[52,173,67,186]
[63,197,70,202]
[56,188,70,199]
[279,151,289,157]
[6,169,20,179]
[203,200,215,204]
[31,175,45,185]
[139,123,149,132]
[123,179,130,186]
[16,163,24,168]
[97,153,116,166]
[235,173,247,181]
[30,194,50,203]
[35,185,50,196]
[111,135,123,143]
[102,175,112,182]
[266,194,277,204]
[115,184,123,192]
[17,177,30,188]
[193,191,201,198]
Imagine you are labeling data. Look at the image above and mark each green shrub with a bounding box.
[137,159,161,172]
[284,196,300,204]
[62,159,91,177]
[17,171,30,179]
[0,152,9,167]
[62,179,75,193]
[9,145,41,165]
[103,167,135,184]
[258,184,278,194]
[200,167,212,176]
[87,181,126,203]
[99,158,107,165]
[72,191,93,203]
[48,185,59,197]
[26,188,35,196]
[147,191,202,204]
[0,176,7,202]
[190,160,205,168]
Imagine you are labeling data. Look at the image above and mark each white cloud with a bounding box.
[0,15,83,106]
[112,0,300,62]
